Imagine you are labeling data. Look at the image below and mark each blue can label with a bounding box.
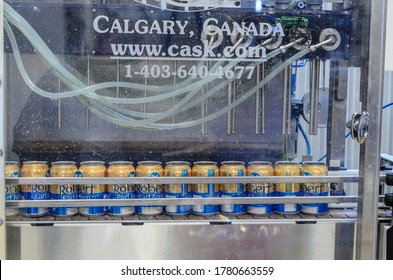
[107,184,135,215]
[21,207,48,216]
[192,194,220,215]
[49,186,78,216]
[165,193,191,215]
[49,206,78,216]
[21,185,50,200]
[135,206,163,215]
[79,190,106,215]
[301,186,329,214]
[20,184,50,216]
[220,194,246,214]
[247,172,274,213]
[6,185,20,200]
[275,192,301,214]
[301,171,329,214]
[6,171,20,200]
[135,172,163,215]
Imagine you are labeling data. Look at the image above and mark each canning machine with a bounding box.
[0,0,391,259]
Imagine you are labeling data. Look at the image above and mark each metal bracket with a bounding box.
[346,112,369,144]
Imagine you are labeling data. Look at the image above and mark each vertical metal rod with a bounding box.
[227,82,233,135]
[115,59,120,130]
[356,0,387,260]
[201,99,208,134]
[231,81,236,134]
[201,62,208,135]
[86,54,90,129]
[0,0,6,260]
[282,65,292,135]
[143,60,148,118]
[309,59,320,135]
[255,65,261,135]
[172,60,177,125]
[322,60,326,87]
[255,64,265,135]
[58,55,62,130]
[261,64,266,134]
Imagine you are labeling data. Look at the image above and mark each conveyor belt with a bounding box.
[6,208,391,225]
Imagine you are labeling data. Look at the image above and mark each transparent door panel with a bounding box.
[0,0,389,259]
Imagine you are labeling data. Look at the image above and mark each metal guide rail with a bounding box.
[5,209,392,225]
[4,174,390,221]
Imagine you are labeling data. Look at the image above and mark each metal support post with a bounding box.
[356,0,387,260]
[0,0,6,260]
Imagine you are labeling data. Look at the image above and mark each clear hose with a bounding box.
[3,2,311,129]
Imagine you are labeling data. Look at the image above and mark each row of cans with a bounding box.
[5,160,329,217]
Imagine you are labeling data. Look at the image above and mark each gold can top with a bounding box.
[5,161,19,165]
[109,161,133,165]
[22,161,47,164]
[193,161,217,165]
[302,161,327,165]
[221,161,245,165]
[52,161,76,165]
[166,161,190,165]
[80,161,105,165]
[137,161,162,165]
[248,161,273,165]
[275,161,299,165]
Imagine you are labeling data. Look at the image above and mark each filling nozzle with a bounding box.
[310,37,335,52]
[280,37,305,53]
[208,34,216,48]
[260,37,274,47]
[229,34,248,54]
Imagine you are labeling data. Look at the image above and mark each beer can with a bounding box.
[49,161,79,217]
[135,161,164,215]
[192,161,220,215]
[107,161,135,216]
[274,161,301,214]
[220,161,246,215]
[164,161,192,215]
[20,161,50,217]
[301,161,329,215]
[5,161,20,216]
[246,161,275,215]
[79,161,106,216]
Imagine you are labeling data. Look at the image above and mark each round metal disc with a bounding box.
[319,28,341,51]
[301,87,329,128]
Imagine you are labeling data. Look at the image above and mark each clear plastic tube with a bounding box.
[4,2,310,129]
[79,49,311,128]
[3,3,223,103]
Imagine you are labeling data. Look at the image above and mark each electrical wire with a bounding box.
[383,102,393,109]
[296,117,311,156]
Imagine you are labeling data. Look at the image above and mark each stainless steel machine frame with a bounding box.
[0,0,390,260]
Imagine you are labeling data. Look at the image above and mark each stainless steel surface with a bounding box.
[378,221,391,260]
[0,0,6,260]
[6,219,356,260]
[327,60,348,169]
[5,196,359,208]
[309,59,320,135]
[356,0,387,260]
